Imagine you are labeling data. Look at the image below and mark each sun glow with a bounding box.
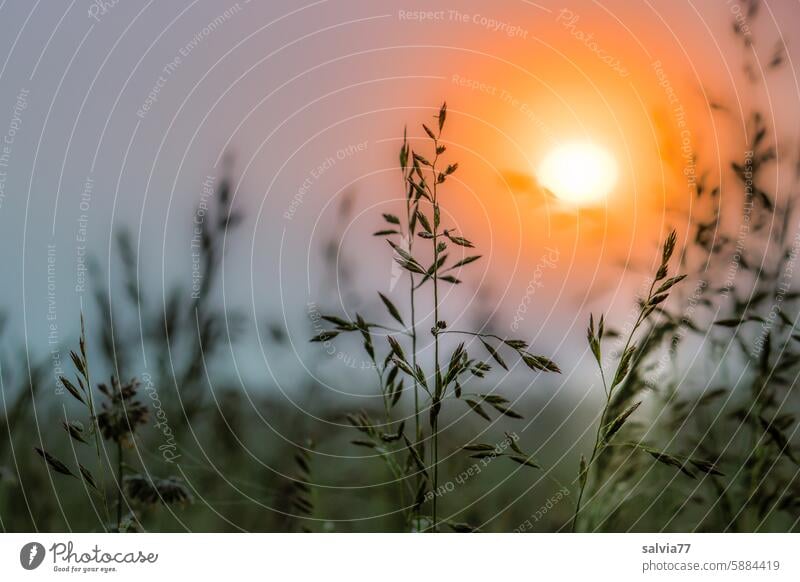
[537,142,618,205]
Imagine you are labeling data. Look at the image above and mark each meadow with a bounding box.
[1,0,798,534]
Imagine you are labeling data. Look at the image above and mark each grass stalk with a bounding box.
[571,232,682,532]
[403,158,422,525]
[116,439,123,530]
[428,124,444,532]
[79,314,112,529]
[312,102,560,532]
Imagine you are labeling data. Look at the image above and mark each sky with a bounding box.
[0,0,798,395]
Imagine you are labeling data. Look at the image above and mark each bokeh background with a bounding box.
[0,0,799,532]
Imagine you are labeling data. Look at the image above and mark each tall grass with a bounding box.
[571,232,724,531]
[7,19,799,529]
[34,315,191,532]
[569,1,800,532]
[313,103,560,531]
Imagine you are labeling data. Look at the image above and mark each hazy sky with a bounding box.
[0,0,798,393]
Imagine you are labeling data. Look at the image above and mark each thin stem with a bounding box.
[365,341,410,521]
[411,290,419,439]
[86,396,110,527]
[570,278,656,532]
[571,392,610,532]
[430,138,442,532]
[81,315,111,529]
[116,440,123,531]
[405,172,422,528]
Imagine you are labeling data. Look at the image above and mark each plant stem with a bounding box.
[571,394,610,532]
[571,279,655,532]
[116,440,123,531]
[405,176,421,528]
[430,139,442,532]
[407,232,420,440]
[81,314,111,529]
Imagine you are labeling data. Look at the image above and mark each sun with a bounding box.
[537,142,618,205]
